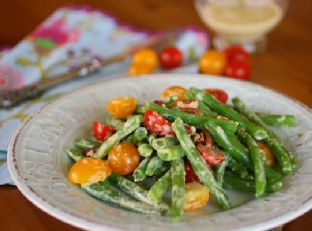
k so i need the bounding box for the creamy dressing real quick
[198,2,283,43]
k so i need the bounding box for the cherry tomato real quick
[225,61,251,80]
[108,143,140,175]
[196,144,225,166]
[225,46,250,63]
[144,109,174,136]
[160,86,187,101]
[183,182,210,212]
[185,160,199,183]
[257,142,276,167]
[204,88,229,104]
[159,47,183,69]
[128,63,153,77]
[92,121,115,142]
[199,50,226,75]
[107,97,137,119]
[67,157,112,184]
[132,48,158,69]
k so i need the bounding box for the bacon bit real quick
[184,124,196,136]
[153,100,166,107]
[82,147,97,157]
[179,108,202,115]
[176,100,199,109]
[216,115,229,120]
[194,129,213,147]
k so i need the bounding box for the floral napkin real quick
[0,5,209,185]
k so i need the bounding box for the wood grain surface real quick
[0,0,311,230]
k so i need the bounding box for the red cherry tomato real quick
[225,61,251,80]
[159,47,183,69]
[196,144,225,166]
[144,109,174,136]
[204,88,229,104]
[225,46,250,63]
[92,121,115,141]
[185,160,199,183]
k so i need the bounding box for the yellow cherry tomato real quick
[107,97,137,119]
[257,142,276,167]
[108,143,140,175]
[128,63,153,77]
[160,86,187,101]
[67,157,112,184]
[199,50,226,75]
[184,182,210,212]
[132,48,158,69]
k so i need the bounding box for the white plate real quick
[8,74,312,231]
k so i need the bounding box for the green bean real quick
[188,88,268,140]
[226,153,253,180]
[133,156,151,182]
[232,97,295,175]
[256,112,296,127]
[204,120,251,168]
[82,180,162,214]
[237,127,266,197]
[148,169,171,203]
[105,115,124,130]
[265,166,282,184]
[145,156,164,177]
[157,145,185,161]
[171,158,185,222]
[215,157,228,186]
[198,101,218,117]
[74,138,101,150]
[95,115,141,158]
[66,147,84,162]
[172,118,231,209]
[134,127,148,141]
[154,162,171,179]
[138,143,153,157]
[109,173,169,212]
[223,171,282,193]
[151,137,178,150]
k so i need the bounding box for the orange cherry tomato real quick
[108,143,140,175]
[183,182,210,212]
[107,97,137,119]
[67,157,112,184]
[160,86,187,101]
[132,48,158,69]
[257,142,275,167]
[128,63,154,77]
[199,50,226,75]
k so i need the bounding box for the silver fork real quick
[0,29,181,109]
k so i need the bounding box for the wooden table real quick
[0,0,311,230]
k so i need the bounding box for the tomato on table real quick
[160,86,187,101]
[132,48,158,69]
[92,121,115,141]
[159,47,183,69]
[144,109,175,136]
[196,144,225,166]
[107,97,137,119]
[67,157,112,184]
[199,50,226,75]
[128,63,154,77]
[204,88,229,104]
[225,46,250,63]
[108,143,140,175]
[225,61,251,80]
[184,182,210,212]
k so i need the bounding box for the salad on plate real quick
[66,86,297,222]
